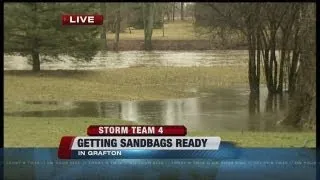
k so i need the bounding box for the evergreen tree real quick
[4,3,101,71]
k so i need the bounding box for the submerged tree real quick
[282,3,316,129]
[4,3,101,71]
[194,3,261,94]
[194,3,312,97]
[194,2,316,128]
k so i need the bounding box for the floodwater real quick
[5,50,293,131]
[4,50,248,70]
[5,86,292,132]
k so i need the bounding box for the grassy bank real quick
[4,117,315,147]
[105,20,247,50]
[5,66,249,101]
[108,20,208,41]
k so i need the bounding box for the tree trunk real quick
[288,50,299,95]
[269,28,277,93]
[282,4,315,129]
[255,5,261,90]
[265,93,275,113]
[279,6,297,93]
[32,3,40,72]
[256,26,261,87]
[114,4,121,51]
[247,15,259,94]
[143,3,147,48]
[146,4,154,50]
[277,29,289,93]
[283,48,315,127]
[288,27,300,95]
[162,14,165,37]
[172,3,175,21]
[277,50,285,92]
[166,12,171,21]
[32,51,40,72]
[248,33,258,93]
[261,29,272,93]
[100,3,107,50]
[180,3,184,20]
[249,91,260,114]
[143,3,154,51]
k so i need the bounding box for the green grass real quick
[4,117,136,147]
[106,20,246,49]
[5,66,249,101]
[4,117,315,147]
[107,20,210,40]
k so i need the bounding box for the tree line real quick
[194,3,315,128]
[4,3,189,70]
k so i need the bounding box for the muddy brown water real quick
[5,86,295,132]
[4,50,249,70]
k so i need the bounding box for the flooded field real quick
[5,86,292,132]
[4,50,297,133]
[4,50,249,70]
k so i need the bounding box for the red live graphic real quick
[61,15,103,25]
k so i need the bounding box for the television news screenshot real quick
[2,2,318,180]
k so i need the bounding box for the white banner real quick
[71,136,221,150]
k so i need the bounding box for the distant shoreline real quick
[106,40,248,51]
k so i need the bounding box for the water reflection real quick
[121,101,139,122]
[5,86,296,132]
[266,94,288,113]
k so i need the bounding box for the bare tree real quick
[195,3,308,97]
[99,3,107,50]
[282,3,316,129]
[181,3,184,20]
[194,3,316,128]
[172,3,175,21]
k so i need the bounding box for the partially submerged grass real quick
[4,117,315,148]
[4,66,250,101]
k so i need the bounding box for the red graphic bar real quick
[87,125,187,136]
[58,136,76,159]
[61,14,103,25]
